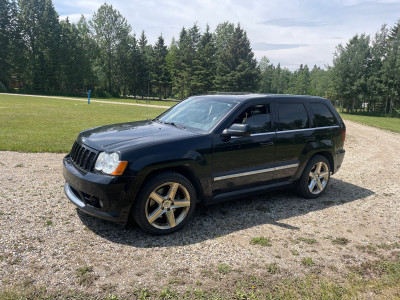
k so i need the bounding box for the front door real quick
[212,102,275,196]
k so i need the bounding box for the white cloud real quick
[59,14,89,23]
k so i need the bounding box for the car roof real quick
[190,93,328,103]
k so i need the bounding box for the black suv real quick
[63,94,346,234]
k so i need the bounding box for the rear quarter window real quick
[310,103,337,127]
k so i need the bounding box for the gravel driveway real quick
[0,120,399,297]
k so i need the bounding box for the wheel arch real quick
[295,152,332,198]
[293,150,334,182]
[137,165,205,203]
[314,151,334,174]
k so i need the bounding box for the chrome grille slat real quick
[86,152,96,170]
[76,147,85,166]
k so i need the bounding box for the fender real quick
[122,135,213,205]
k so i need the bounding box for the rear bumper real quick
[63,155,135,225]
[333,149,345,174]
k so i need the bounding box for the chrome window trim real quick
[277,128,314,134]
[251,132,276,137]
[230,125,340,138]
[213,163,299,181]
[231,131,275,139]
[277,125,339,134]
[315,125,340,130]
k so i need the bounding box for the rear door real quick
[273,100,315,181]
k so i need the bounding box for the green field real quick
[6,92,177,107]
[0,94,168,152]
[99,97,178,107]
[340,112,400,133]
[1,94,400,153]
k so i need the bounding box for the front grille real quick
[70,141,98,172]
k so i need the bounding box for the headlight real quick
[94,152,128,175]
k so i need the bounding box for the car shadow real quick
[77,178,374,247]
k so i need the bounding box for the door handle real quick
[260,141,274,146]
[304,136,316,142]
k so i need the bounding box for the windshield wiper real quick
[156,119,185,130]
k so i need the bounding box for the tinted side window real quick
[310,103,337,127]
[278,103,309,131]
[231,104,271,134]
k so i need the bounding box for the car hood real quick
[77,120,200,151]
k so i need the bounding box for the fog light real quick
[89,196,102,208]
[99,199,103,208]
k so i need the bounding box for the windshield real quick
[157,97,237,131]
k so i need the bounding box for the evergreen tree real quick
[383,24,400,115]
[171,26,201,99]
[271,63,291,93]
[291,64,311,95]
[368,25,389,112]
[214,23,259,92]
[0,0,11,89]
[258,56,275,93]
[18,0,61,93]
[332,34,371,112]
[136,31,151,97]
[90,3,131,95]
[59,18,77,93]
[196,25,216,93]
[8,0,25,89]
[186,23,203,95]
[388,19,400,41]
[151,35,169,99]
[128,34,139,97]
[165,37,179,97]
[116,33,133,97]
[309,65,332,98]
[213,22,235,91]
[76,15,97,92]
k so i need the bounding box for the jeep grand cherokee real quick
[63,94,346,234]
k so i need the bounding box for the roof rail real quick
[214,92,252,95]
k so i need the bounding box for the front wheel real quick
[132,172,196,235]
[296,155,331,199]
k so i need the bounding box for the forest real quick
[0,0,399,115]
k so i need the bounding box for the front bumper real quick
[63,155,135,225]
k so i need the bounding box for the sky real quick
[54,0,400,71]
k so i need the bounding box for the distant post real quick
[88,90,91,104]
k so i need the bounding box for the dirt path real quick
[0,92,171,109]
[0,120,399,297]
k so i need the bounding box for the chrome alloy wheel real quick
[308,162,330,194]
[145,182,191,230]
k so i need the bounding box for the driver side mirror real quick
[222,123,251,137]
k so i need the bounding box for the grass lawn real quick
[340,113,400,133]
[0,94,168,153]
[4,92,177,107]
[101,97,177,107]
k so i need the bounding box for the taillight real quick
[341,129,346,145]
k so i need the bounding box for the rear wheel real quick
[132,172,196,235]
[296,155,331,198]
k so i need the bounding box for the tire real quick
[132,172,196,235]
[296,155,331,199]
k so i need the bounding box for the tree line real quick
[0,0,258,99]
[258,22,400,115]
[0,0,399,115]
